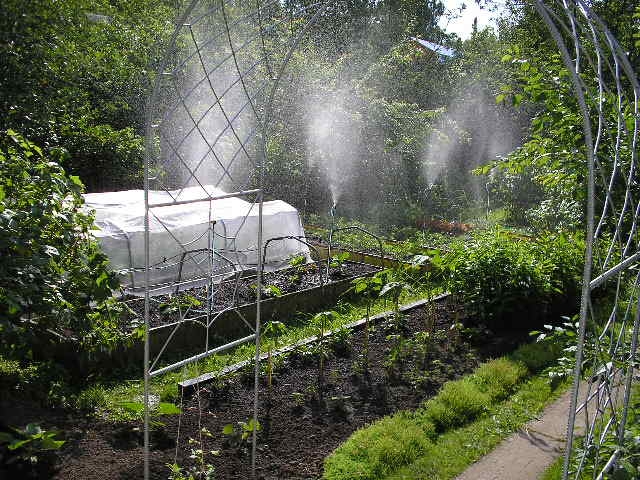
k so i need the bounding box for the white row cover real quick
[83,186,310,296]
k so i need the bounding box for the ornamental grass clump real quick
[323,413,433,480]
[421,378,491,432]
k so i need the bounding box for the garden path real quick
[455,384,588,480]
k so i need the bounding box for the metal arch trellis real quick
[142,1,639,479]
[532,1,640,478]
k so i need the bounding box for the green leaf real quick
[157,402,181,415]
[222,424,235,435]
[69,175,83,187]
[119,401,145,414]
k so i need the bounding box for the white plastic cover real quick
[83,186,310,295]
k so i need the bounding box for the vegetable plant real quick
[159,294,202,315]
[350,272,387,371]
[311,311,335,397]
[263,320,287,388]
[329,252,351,272]
[0,423,65,468]
[166,428,218,480]
[222,419,261,453]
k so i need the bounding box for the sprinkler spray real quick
[327,202,338,276]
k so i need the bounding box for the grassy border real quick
[323,341,567,480]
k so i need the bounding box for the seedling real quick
[312,311,335,398]
[159,294,202,315]
[290,391,305,407]
[329,325,352,357]
[167,428,218,480]
[384,334,411,381]
[414,331,433,370]
[222,419,261,453]
[350,273,387,371]
[0,423,65,467]
[289,254,315,276]
[249,283,283,299]
[379,278,412,315]
[263,320,287,388]
[290,392,305,414]
[289,254,307,270]
[263,284,283,298]
[329,252,350,270]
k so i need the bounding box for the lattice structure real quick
[143,1,639,479]
[532,1,640,478]
[142,1,329,477]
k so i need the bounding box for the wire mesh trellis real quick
[142,0,639,479]
[532,1,640,478]
[143,1,331,477]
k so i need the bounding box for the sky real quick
[438,0,504,40]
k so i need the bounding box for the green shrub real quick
[510,340,563,373]
[444,230,583,331]
[59,122,144,191]
[323,413,433,480]
[0,131,133,371]
[0,356,71,405]
[421,379,491,432]
[472,358,528,401]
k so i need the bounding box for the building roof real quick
[410,37,456,58]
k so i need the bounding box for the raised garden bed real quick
[104,260,380,369]
[46,296,526,480]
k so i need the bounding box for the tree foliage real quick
[0,131,134,364]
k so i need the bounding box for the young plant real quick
[329,325,352,357]
[159,294,202,316]
[350,273,386,371]
[414,331,433,370]
[289,254,307,272]
[312,311,335,397]
[329,252,350,272]
[262,284,283,298]
[380,277,411,312]
[166,427,218,480]
[384,334,410,381]
[0,423,65,468]
[263,320,287,388]
[222,419,261,454]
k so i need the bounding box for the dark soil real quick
[14,298,525,480]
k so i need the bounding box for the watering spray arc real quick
[326,202,338,275]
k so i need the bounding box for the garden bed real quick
[45,297,526,480]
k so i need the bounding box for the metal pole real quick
[251,191,264,477]
[143,134,151,480]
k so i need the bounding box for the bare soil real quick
[0,298,525,480]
